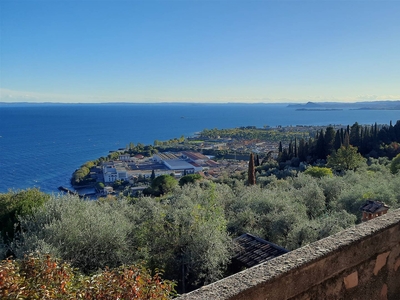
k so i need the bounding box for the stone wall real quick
[178,208,400,300]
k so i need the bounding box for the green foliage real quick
[391,154,400,174]
[304,166,333,178]
[149,175,178,196]
[7,146,400,292]
[112,179,129,190]
[0,254,175,299]
[199,127,310,142]
[71,163,94,186]
[12,186,232,293]
[13,195,138,273]
[179,174,202,186]
[327,145,365,171]
[152,183,232,291]
[107,151,120,160]
[0,189,50,242]
[95,182,105,191]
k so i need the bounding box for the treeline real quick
[153,135,185,147]
[199,127,311,142]
[278,121,400,164]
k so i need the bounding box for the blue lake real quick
[0,103,399,193]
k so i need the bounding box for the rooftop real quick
[232,233,288,268]
[360,200,390,214]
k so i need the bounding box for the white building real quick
[103,165,117,183]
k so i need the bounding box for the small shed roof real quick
[232,233,288,268]
[360,200,390,214]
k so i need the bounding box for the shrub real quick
[0,188,50,241]
[304,166,333,178]
[0,254,175,299]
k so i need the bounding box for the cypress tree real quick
[298,138,307,162]
[350,122,361,147]
[308,137,315,158]
[340,128,345,145]
[334,130,342,150]
[280,148,289,163]
[343,131,350,148]
[394,120,400,141]
[389,121,396,142]
[248,153,256,185]
[316,129,326,159]
[324,127,336,155]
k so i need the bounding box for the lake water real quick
[0,103,399,193]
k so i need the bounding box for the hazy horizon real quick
[1,99,400,106]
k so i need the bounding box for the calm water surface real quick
[0,103,399,193]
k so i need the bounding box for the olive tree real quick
[391,153,400,174]
[12,194,137,274]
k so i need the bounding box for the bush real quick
[304,166,333,178]
[179,174,202,186]
[0,188,50,241]
[0,254,175,299]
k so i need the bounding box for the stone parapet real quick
[178,208,400,300]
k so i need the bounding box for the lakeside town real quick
[67,124,348,198]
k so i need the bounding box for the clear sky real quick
[1,0,399,103]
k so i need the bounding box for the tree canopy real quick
[327,145,365,171]
[179,174,202,186]
[391,153,400,174]
[149,175,178,196]
[304,166,333,178]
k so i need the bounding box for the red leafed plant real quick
[0,254,176,299]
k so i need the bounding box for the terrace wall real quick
[178,208,400,300]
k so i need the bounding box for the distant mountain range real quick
[287,101,400,110]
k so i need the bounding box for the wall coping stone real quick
[178,208,400,300]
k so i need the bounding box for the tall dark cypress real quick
[394,120,400,141]
[316,129,326,159]
[324,127,336,155]
[298,138,307,161]
[343,131,350,148]
[248,153,256,185]
[389,121,396,142]
[350,122,361,147]
[340,128,345,144]
[334,130,342,150]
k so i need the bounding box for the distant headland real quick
[287,100,400,110]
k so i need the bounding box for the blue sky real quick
[1,0,399,103]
